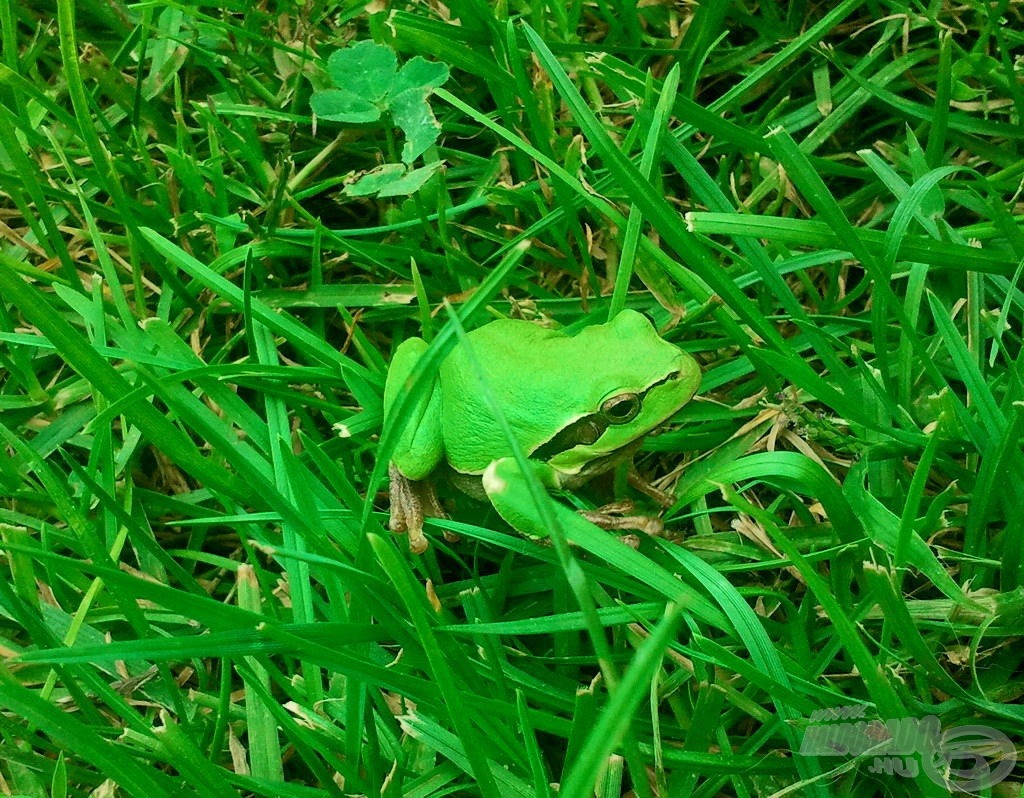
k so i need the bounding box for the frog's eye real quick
[601,393,641,424]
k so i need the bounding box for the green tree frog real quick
[383,309,701,553]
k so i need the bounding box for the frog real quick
[382,309,701,553]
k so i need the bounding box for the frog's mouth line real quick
[568,438,646,481]
[531,370,690,463]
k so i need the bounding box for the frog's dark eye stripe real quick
[533,416,610,459]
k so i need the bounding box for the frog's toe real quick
[390,511,429,554]
[388,507,408,534]
[407,525,429,554]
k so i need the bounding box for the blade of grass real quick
[608,64,680,318]
[686,213,1019,275]
[237,564,285,782]
[926,291,1006,448]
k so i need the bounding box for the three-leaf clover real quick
[311,40,449,166]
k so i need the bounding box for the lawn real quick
[0,0,1022,796]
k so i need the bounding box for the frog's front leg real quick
[482,457,562,540]
[483,458,664,543]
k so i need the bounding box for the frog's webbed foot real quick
[578,500,665,540]
[388,463,455,554]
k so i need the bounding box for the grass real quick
[1,0,1023,796]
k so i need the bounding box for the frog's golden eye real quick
[601,393,641,424]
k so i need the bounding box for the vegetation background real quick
[0,0,1022,796]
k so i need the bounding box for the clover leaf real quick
[310,40,449,167]
[326,40,396,102]
[344,162,443,198]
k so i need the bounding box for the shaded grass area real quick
[1,0,1022,796]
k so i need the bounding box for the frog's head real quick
[535,310,700,479]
